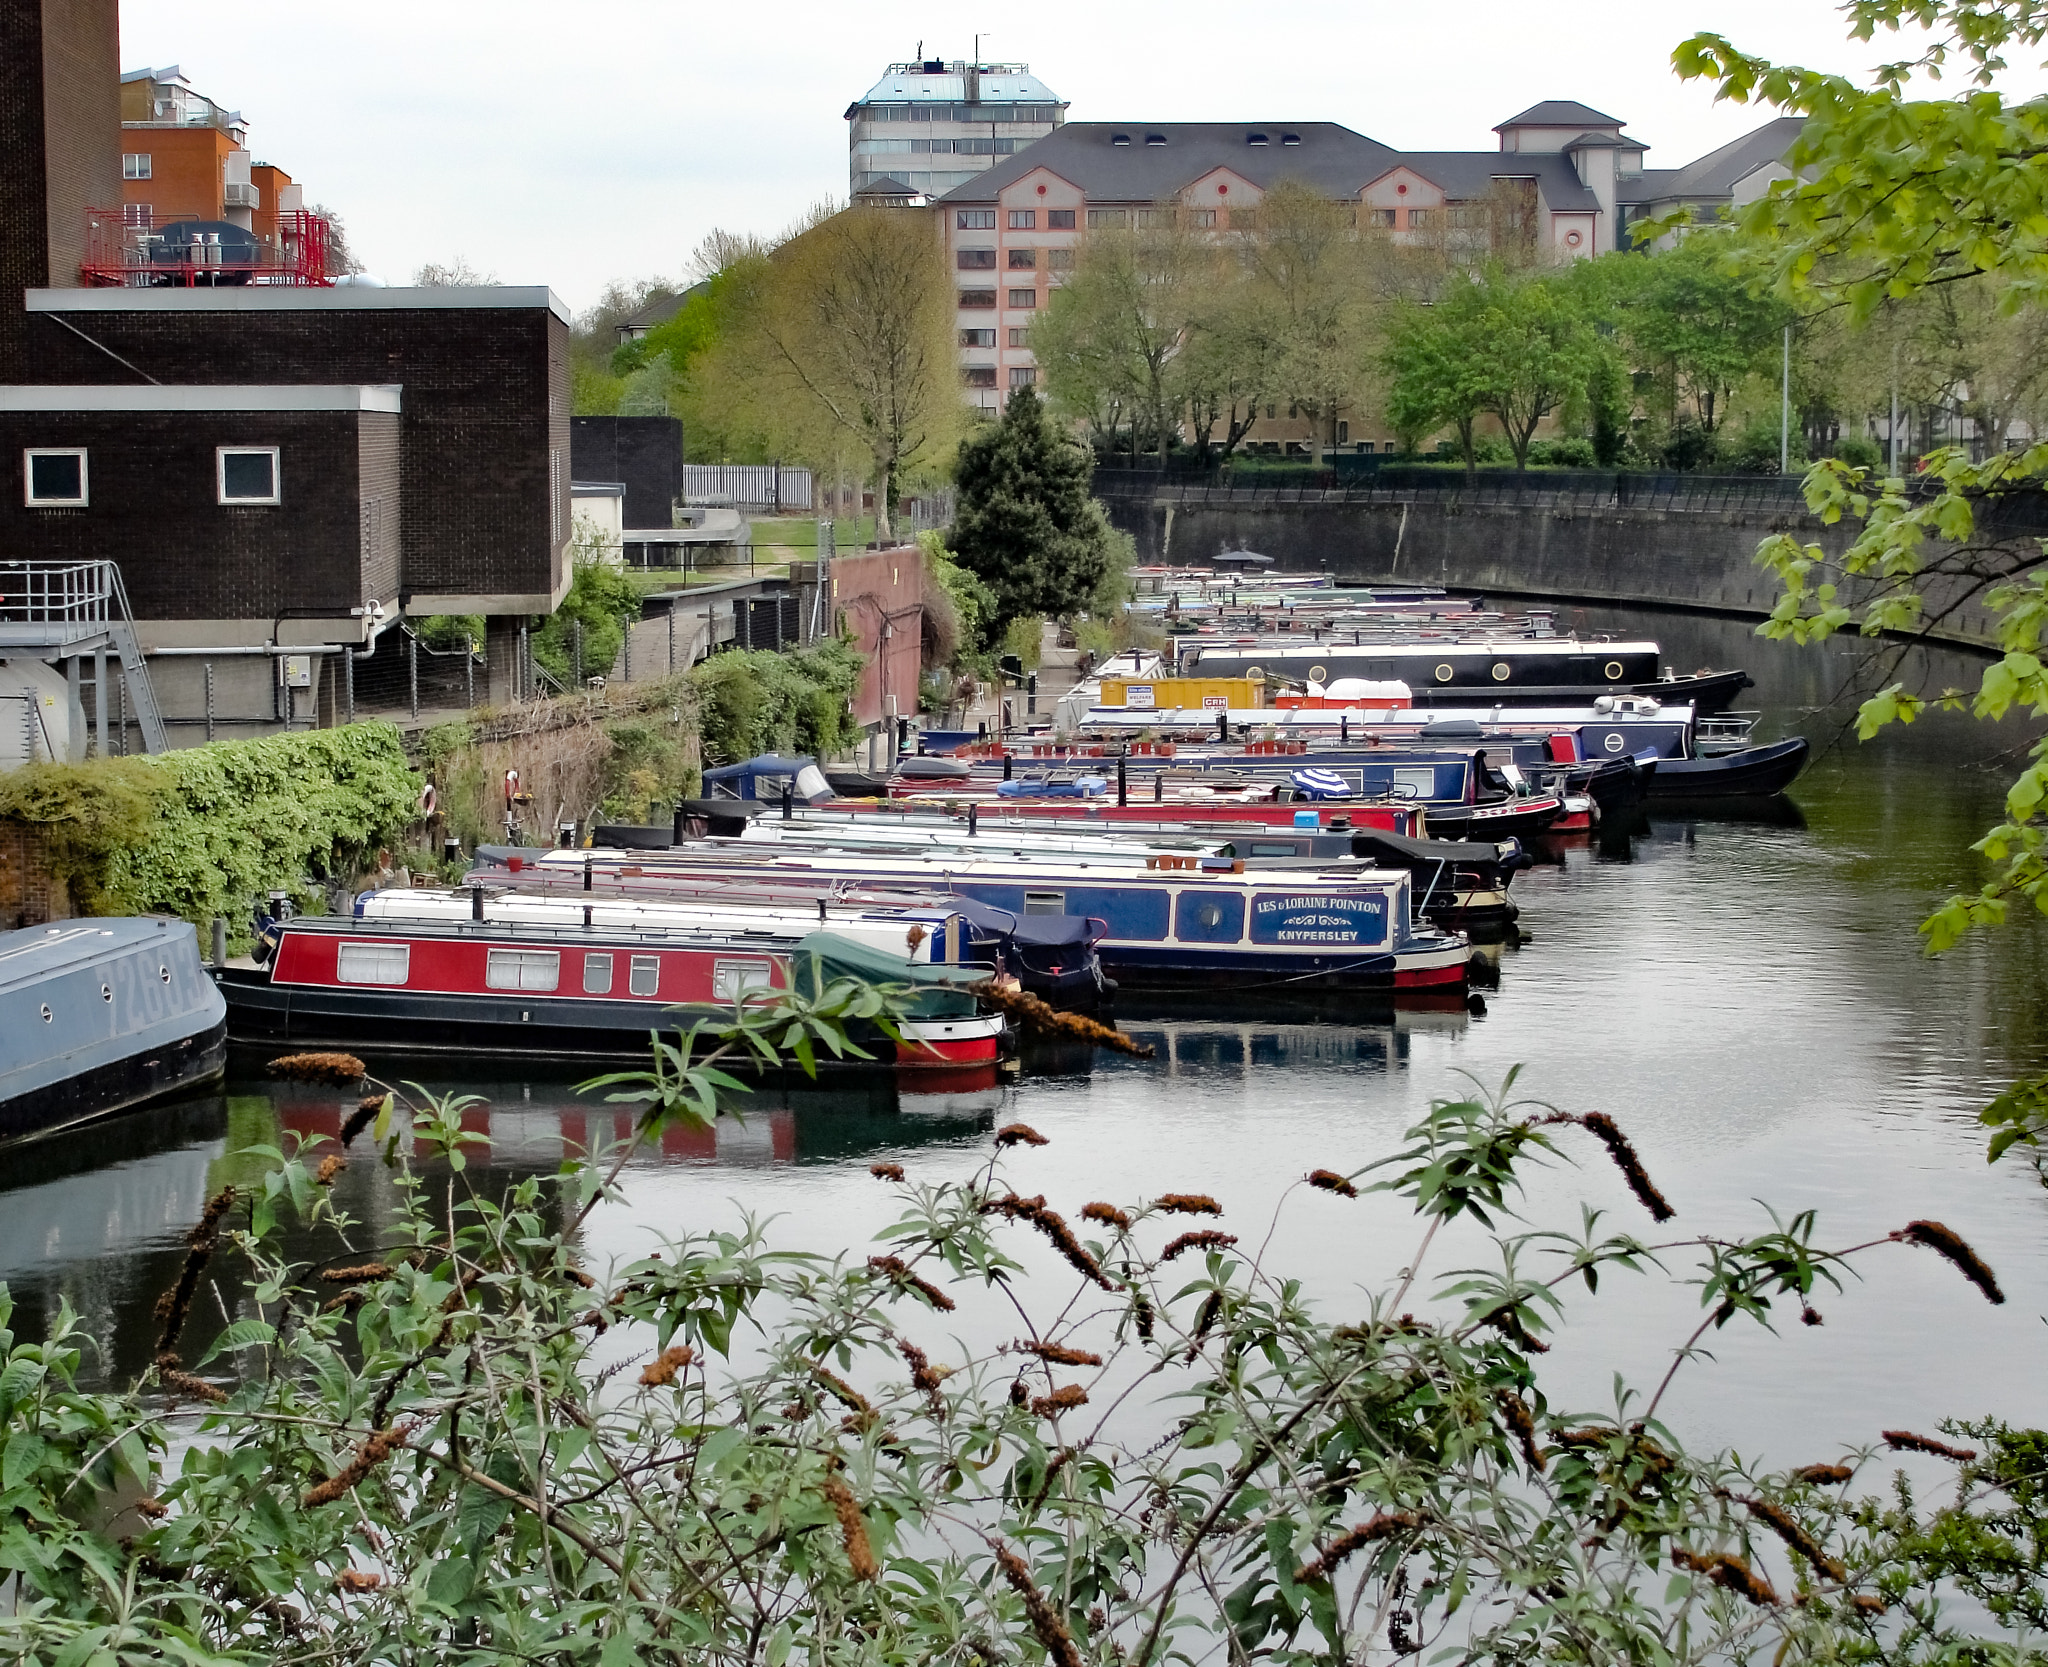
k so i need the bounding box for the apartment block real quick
[846,55,1065,201]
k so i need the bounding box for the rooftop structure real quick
[845,55,1066,199]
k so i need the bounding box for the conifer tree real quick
[949,387,1115,634]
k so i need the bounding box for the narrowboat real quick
[219,916,1008,1070]
[1175,638,1753,714]
[471,845,1473,998]
[0,918,227,1145]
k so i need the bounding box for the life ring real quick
[418,784,439,817]
[1604,659,1625,681]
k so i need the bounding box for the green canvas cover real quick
[791,932,980,1018]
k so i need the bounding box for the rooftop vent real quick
[1247,132,1268,145]
[1281,133,1301,146]
[1145,133,1167,146]
[1111,133,1131,146]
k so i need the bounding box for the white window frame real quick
[217,446,281,505]
[712,959,774,1003]
[628,954,661,997]
[336,942,410,985]
[485,948,560,992]
[1023,890,1067,916]
[122,153,152,179]
[582,951,613,994]
[24,449,88,508]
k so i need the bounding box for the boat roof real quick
[0,917,192,996]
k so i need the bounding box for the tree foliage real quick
[949,387,1117,629]
[691,206,963,538]
[0,1048,2037,1664]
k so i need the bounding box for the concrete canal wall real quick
[1100,482,2010,653]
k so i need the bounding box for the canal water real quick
[9,606,2048,1468]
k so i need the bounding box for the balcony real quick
[222,181,260,210]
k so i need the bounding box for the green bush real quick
[1722,415,1807,475]
[534,549,643,688]
[1830,432,1882,470]
[0,725,420,930]
[1528,437,1598,468]
[688,638,864,765]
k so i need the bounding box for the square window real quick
[1047,247,1074,271]
[1406,208,1434,228]
[1367,208,1396,229]
[1007,209,1036,229]
[1007,288,1037,309]
[485,948,560,991]
[583,952,613,994]
[337,942,410,984]
[956,247,997,269]
[1009,366,1037,388]
[629,954,660,997]
[712,958,774,1003]
[24,449,87,507]
[959,289,996,309]
[1186,208,1216,228]
[959,328,996,347]
[1022,890,1066,916]
[1046,208,1075,229]
[1228,207,1258,230]
[1007,247,1037,269]
[956,208,996,229]
[122,153,151,179]
[1086,208,1127,229]
[218,447,280,504]
[1007,327,1029,347]
[963,366,998,388]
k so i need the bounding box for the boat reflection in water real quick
[0,1060,1012,1391]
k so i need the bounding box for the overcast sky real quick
[117,0,2038,315]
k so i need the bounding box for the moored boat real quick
[219,916,1008,1070]
[0,918,226,1145]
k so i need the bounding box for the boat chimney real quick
[1002,752,1013,782]
[781,783,794,820]
[968,803,978,836]
[470,885,484,921]
[211,916,226,968]
[583,855,593,892]
[672,802,687,846]
[1117,749,1128,808]
[443,835,462,865]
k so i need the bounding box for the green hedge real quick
[0,724,421,929]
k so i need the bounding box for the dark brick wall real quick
[39,0,117,298]
[0,409,376,621]
[21,302,570,606]
[0,0,118,379]
[571,415,682,529]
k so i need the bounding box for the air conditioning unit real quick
[223,182,259,209]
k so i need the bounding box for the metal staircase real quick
[0,560,169,756]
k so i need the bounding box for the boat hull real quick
[1095,939,1470,994]
[219,972,1003,1070]
[1642,737,1808,799]
[0,1018,225,1145]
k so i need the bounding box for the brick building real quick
[1,0,573,748]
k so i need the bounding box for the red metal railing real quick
[80,207,334,287]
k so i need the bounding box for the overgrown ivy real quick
[0,724,420,930]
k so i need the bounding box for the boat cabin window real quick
[583,952,613,995]
[486,948,560,992]
[1248,842,1300,857]
[1023,891,1067,916]
[713,959,774,1003]
[1390,767,1438,800]
[336,942,409,985]
[630,954,661,997]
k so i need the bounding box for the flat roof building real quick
[846,56,1065,201]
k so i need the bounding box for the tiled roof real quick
[1616,116,1805,204]
[1496,100,1624,130]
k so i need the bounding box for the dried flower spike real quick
[898,1337,945,1409]
[318,1263,391,1285]
[1016,1339,1103,1367]
[1671,1547,1779,1607]
[995,1123,1049,1148]
[1153,1193,1223,1216]
[1082,1201,1132,1230]
[314,1154,345,1187]
[1883,1429,1977,1461]
[970,980,1155,1060]
[1160,1230,1237,1262]
[1891,1220,2005,1304]
[1572,1112,1674,1221]
[639,1345,693,1387]
[335,1568,382,1593]
[303,1424,409,1507]
[1293,1511,1424,1584]
[1497,1391,1543,1472]
[821,1472,879,1580]
[867,1253,957,1312]
[869,1162,905,1182]
[1307,1169,1359,1198]
[994,1540,1085,1667]
[1030,1383,1089,1417]
[340,1094,384,1147]
[1851,1594,1887,1615]
[1733,1492,1847,1581]
[1794,1462,1854,1486]
[984,1193,1113,1289]
[266,1051,366,1085]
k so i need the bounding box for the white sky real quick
[116,0,2046,315]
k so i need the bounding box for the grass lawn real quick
[749,515,877,548]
